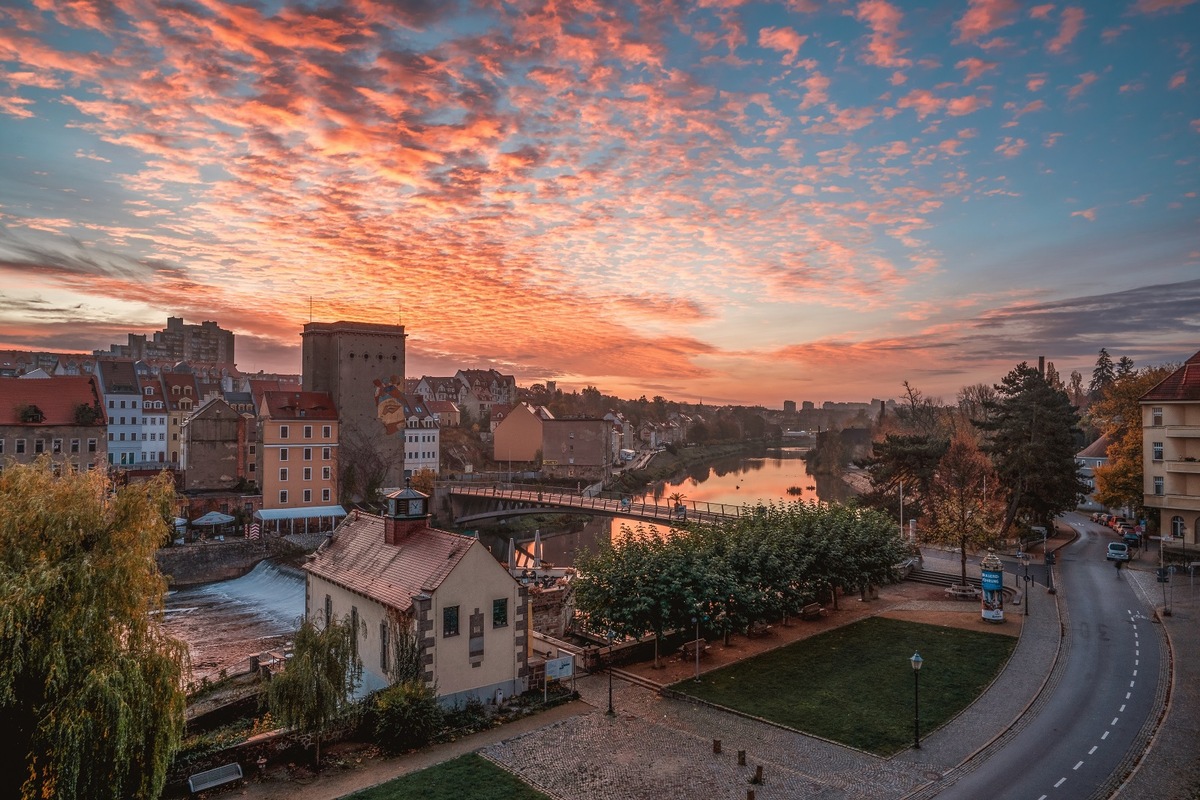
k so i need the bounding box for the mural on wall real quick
[373,375,407,436]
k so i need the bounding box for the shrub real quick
[368,681,443,754]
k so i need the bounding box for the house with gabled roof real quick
[455,368,517,405]
[95,358,142,468]
[493,402,553,463]
[303,487,529,705]
[1141,350,1200,544]
[0,375,106,471]
[258,390,339,511]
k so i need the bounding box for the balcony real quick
[1164,425,1200,438]
[1145,494,1200,512]
[1166,459,1200,474]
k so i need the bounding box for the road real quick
[935,513,1165,799]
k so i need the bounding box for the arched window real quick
[1172,515,1186,538]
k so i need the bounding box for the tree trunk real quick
[960,537,969,586]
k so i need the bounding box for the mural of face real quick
[373,376,406,435]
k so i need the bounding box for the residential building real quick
[162,370,200,467]
[494,403,553,463]
[181,397,251,491]
[455,368,517,405]
[426,399,461,429]
[95,359,142,468]
[303,488,529,705]
[541,418,610,481]
[0,375,106,471]
[301,321,407,488]
[1141,351,1200,544]
[259,390,339,510]
[413,376,466,406]
[95,316,235,364]
[1075,435,1111,513]
[136,362,169,465]
[398,394,440,478]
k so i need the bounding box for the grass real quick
[671,616,1017,756]
[341,753,552,800]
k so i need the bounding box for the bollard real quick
[738,750,746,766]
[752,765,763,784]
[713,739,722,754]
[747,791,756,800]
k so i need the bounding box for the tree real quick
[0,461,186,800]
[267,615,363,770]
[858,433,950,530]
[1089,364,1175,512]
[338,427,399,506]
[922,432,1004,586]
[1067,370,1086,408]
[978,362,1088,535]
[1116,356,1135,379]
[1089,348,1116,399]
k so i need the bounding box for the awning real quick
[191,511,236,526]
[254,505,347,521]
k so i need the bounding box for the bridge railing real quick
[444,482,745,521]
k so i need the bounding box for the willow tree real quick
[267,615,363,769]
[0,460,186,800]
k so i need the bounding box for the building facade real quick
[1141,351,1200,545]
[302,321,407,488]
[95,359,142,468]
[258,391,339,510]
[96,316,235,364]
[493,403,550,463]
[0,376,106,471]
[541,418,611,481]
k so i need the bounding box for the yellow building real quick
[1141,351,1200,544]
[258,390,339,510]
[492,402,552,463]
[303,487,529,705]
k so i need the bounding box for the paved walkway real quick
[214,527,1195,800]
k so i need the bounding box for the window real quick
[323,425,332,438]
[304,447,312,461]
[280,425,289,439]
[120,400,126,409]
[15,439,25,454]
[493,598,508,628]
[249,443,256,455]
[323,447,331,460]
[108,432,114,442]
[1172,516,1186,538]
[108,400,114,409]
[52,439,62,453]
[380,622,389,672]
[1153,407,1163,426]
[88,439,97,453]
[303,489,312,503]
[279,448,288,461]
[322,466,331,480]
[279,490,288,504]
[1153,476,1164,495]
[350,606,359,654]
[304,425,312,439]
[303,467,312,481]
[248,463,256,473]
[279,468,288,481]
[71,439,80,453]
[1153,442,1164,461]
[130,416,137,425]
[443,606,460,637]
[322,488,330,502]
[35,439,45,454]
[324,594,332,624]
[0,440,4,455]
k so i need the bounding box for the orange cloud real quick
[954,0,1021,45]
[758,26,807,65]
[1047,7,1085,54]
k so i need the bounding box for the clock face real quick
[409,499,424,515]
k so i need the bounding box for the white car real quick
[1107,542,1130,561]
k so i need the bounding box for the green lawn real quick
[341,753,552,800]
[672,616,1017,756]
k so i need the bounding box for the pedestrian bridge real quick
[443,482,745,526]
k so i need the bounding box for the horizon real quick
[1,1,1196,407]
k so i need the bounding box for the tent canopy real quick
[254,505,346,521]
[191,511,235,526]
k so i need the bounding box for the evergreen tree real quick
[978,363,1088,535]
[1089,348,1116,398]
[1116,356,1135,378]
[0,462,186,800]
[858,433,950,530]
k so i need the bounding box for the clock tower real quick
[383,482,430,545]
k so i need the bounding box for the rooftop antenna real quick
[309,296,313,322]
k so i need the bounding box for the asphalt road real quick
[934,514,1164,800]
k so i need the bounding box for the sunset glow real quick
[1,0,1197,404]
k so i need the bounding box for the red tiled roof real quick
[1141,351,1200,402]
[303,514,476,611]
[261,390,338,420]
[0,376,105,426]
[1077,434,1111,459]
[248,378,302,405]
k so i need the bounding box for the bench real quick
[679,638,709,660]
[945,584,980,600]
[748,620,773,637]
[800,603,824,621]
[188,762,243,794]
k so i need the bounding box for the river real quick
[165,446,842,683]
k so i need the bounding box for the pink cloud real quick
[855,0,911,68]
[758,26,807,65]
[1102,25,1131,43]
[1130,0,1198,13]
[956,57,998,84]
[1071,208,1097,221]
[1067,71,1098,101]
[1026,74,1048,91]
[995,137,1027,157]
[0,94,34,118]
[897,88,944,119]
[1029,4,1055,20]
[1169,71,1187,89]
[954,0,1021,45]
[1047,7,1085,54]
[799,71,830,109]
[946,94,990,116]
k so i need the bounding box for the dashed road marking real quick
[1055,777,1067,787]
[1112,717,1120,725]
[1120,704,1126,712]
[1103,731,1110,740]
[1089,746,1098,755]
[1074,761,1084,770]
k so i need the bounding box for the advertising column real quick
[980,549,1004,623]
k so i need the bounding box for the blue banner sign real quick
[981,569,1003,591]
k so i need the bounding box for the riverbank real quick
[605,440,777,497]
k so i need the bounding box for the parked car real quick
[1107,542,1130,561]
[1108,516,1128,529]
[1091,512,1104,523]
[1122,531,1141,548]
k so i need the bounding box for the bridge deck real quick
[445,483,745,525]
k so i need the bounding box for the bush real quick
[368,681,443,754]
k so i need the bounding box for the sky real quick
[0,0,1197,407]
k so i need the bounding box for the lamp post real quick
[910,652,923,749]
[1023,558,1030,616]
[899,479,905,541]
[692,613,701,681]
[606,630,615,716]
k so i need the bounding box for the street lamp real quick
[1023,558,1030,616]
[606,630,615,716]
[910,652,923,749]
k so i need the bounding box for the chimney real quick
[385,515,425,545]
[1038,356,1045,377]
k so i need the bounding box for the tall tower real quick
[301,321,408,490]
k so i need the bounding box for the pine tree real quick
[1089,348,1116,398]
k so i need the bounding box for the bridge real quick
[443,482,746,526]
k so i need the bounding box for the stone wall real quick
[156,539,270,587]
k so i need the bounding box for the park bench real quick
[679,638,709,660]
[800,603,825,620]
[187,762,243,794]
[945,584,980,600]
[747,620,773,637]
